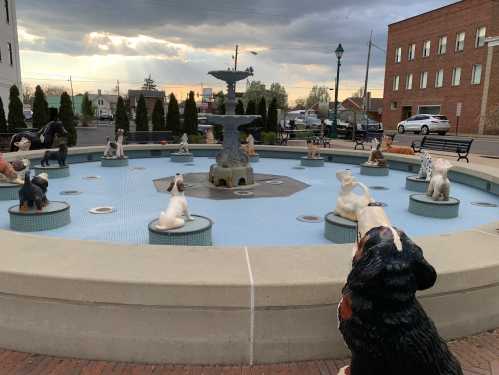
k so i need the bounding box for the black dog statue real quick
[338,216,463,374]
[41,143,68,167]
[18,172,49,211]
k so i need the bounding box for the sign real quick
[456,102,463,117]
[202,88,213,103]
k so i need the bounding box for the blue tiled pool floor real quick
[1,157,498,246]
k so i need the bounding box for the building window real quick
[408,44,416,61]
[452,67,462,86]
[405,73,413,90]
[422,40,431,57]
[393,75,400,91]
[475,27,486,48]
[455,32,465,52]
[472,64,482,85]
[435,69,444,88]
[4,0,9,24]
[420,72,428,89]
[390,101,398,110]
[438,36,447,55]
[395,47,402,63]
[7,42,12,66]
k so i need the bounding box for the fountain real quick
[206,68,260,188]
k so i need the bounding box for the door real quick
[401,106,412,122]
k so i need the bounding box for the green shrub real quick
[262,131,276,145]
[189,134,205,144]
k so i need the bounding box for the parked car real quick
[23,110,33,121]
[336,118,383,138]
[98,113,114,121]
[397,114,450,135]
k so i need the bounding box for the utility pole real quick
[234,44,239,71]
[362,31,373,131]
[68,75,75,114]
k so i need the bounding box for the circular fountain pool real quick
[1,157,498,246]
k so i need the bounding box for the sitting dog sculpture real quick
[381,136,414,155]
[103,129,125,159]
[307,138,321,159]
[335,170,374,222]
[205,127,216,144]
[41,143,68,167]
[243,134,257,156]
[427,158,452,201]
[156,174,193,230]
[366,138,387,167]
[13,137,32,152]
[178,133,190,154]
[18,171,49,211]
[337,205,463,375]
[418,150,433,181]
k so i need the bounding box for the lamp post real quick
[330,43,344,139]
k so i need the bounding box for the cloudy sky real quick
[17,0,454,104]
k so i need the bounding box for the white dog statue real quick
[178,133,190,154]
[156,174,194,230]
[104,129,125,159]
[366,138,387,167]
[205,127,215,144]
[243,134,257,156]
[335,170,375,222]
[14,137,31,152]
[417,150,433,181]
[427,158,452,201]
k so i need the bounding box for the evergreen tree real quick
[135,94,149,131]
[59,92,77,146]
[0,97,6,132]
[81,92,94,126]
[183,91,198,135]
[257,97,267,130]
[166,93,181,135]
[214,91,225,115]
[8,85,25,131]
[235,99,245,115]
[114,96,129,132]
[267,97,279,133]
[246,100,256,115]
[152,98,165,131]
[32,85,49,129]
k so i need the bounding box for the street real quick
[392,133,499,157]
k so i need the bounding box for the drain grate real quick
[83,176,101,180]
[266,180,284,185]
[184,163,196,166]
[297,215,323,223]
[130,166,146,171]
[293,166,306,170]
[471,202,498,208]
[369,186,390,191]
[89,207,115,214]
[60,190,82,196]
[234,191,254,197]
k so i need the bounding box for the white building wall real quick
[0,0,21,116]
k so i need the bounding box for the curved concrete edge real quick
[0,145,498,364]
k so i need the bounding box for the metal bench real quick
[125,131,173,144]
[354,131,390,150]
[411,136,473,163]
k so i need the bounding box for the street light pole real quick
[331,43,344,139]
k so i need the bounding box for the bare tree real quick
[23,84,34,106]
[43,85,67,97]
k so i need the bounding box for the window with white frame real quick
[395,47,402,63]
[455,32,465,52]
[4,0,9,24]
[452,67,462,86]
[472,64,482,85]
[406,73,413,90]
[438,36,447,55]
[420,72,428,89]
[475,27,486,48]
[423,40,431,57]
[408,44,416,61]
[393,75,400,91]
[390,101,398,110]
[7,42,12,65]
[435,69,444,88]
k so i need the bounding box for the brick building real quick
[383,0,499,134]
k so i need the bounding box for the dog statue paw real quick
[335,170,374,222]
[156,174,193,231]
[427,158,452,201]
[366,138,387,167]
[178,133,190,154]
[417,150,433,181]
[337,205,463,375]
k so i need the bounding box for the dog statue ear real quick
[399,232,437,291]
[167,182,175,192]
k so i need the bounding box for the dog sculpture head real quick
[371,138,380,151]
[14,137,31,152]
[336,170,357,191]
[167,174,185,195]
[433,158,452,178]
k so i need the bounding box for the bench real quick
[126,131,173,144]
[354,131,391,150]
[411,136,473,163]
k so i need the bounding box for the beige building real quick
[0,0,21,116]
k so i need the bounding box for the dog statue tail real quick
[156,211,185,231]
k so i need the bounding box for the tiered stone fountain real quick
[207,69,259,188]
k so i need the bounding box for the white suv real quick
[397,114,450,135]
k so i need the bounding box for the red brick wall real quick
[383,0,494,134]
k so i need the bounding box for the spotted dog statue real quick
[307,138,321,159]
[337,205,463,375]
[103,129,125,159]
[335,170,374,222]
[366,138,387,167]
[178,133,190,154]
[417,150,433,181]
[156,174,194,230]
[427,158,452,201]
